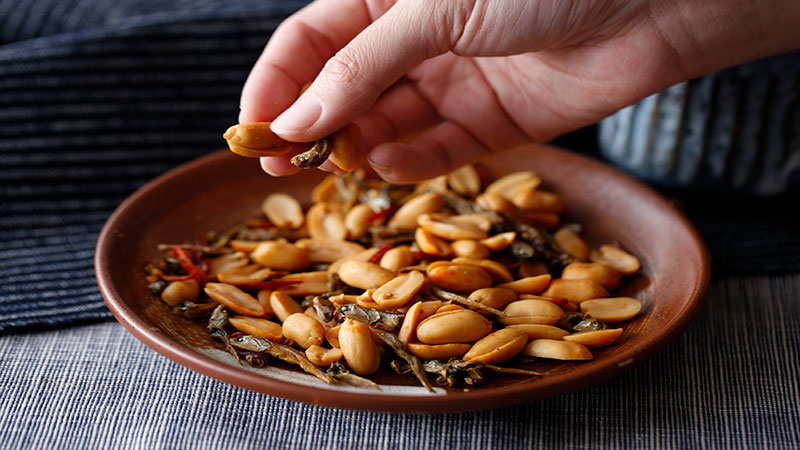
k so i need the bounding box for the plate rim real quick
[95,145,711,412]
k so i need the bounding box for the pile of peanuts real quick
[147,166,643,388]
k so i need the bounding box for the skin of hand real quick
[239,0,800,182]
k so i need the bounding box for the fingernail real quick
[367,147,392,172]
[270,94,322,135]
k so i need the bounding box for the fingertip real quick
[260,156,302,177]
[367,142,415,183]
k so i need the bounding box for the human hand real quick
[239,0,799,182]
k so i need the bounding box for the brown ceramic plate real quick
[95,144,709,412]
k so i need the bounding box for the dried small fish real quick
[556,312,606,332]
[312,296,336,324]
[327,362,382,390]
[230,335,336,384]
[336,304,404,331]
[157,244,233,255]
[208,305,241,364]
[405,359,542,387]
[291,139,331,169]
[427,285,508,317]
[372,330,434,392]
[173,301,217,319]
[243,351,268,368]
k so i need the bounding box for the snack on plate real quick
[145,167,643,391]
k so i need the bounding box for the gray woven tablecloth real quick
[2,273,799,449]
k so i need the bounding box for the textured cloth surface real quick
[2,0,800,332]
[1,273,799,449]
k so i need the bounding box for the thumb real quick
[269,0,463,140]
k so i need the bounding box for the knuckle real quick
[324,50,367,86]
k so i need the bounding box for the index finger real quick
[239,0,395,123]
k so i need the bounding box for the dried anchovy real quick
[407,359,542,387]
[210,222,247,249]
[573,318,607,332]
[291,139,331,168]
[327,362,382,390]
[336,304,404,331]
[438,190,574,268]
[369,229,416,247]
[427,286,508,318]
[311,296,336,324]
[173,301,217,319]
[149,280,167,295]
[157,244,233,255]
[230,335,337,384]
[234,227,308,242]
[208,305,241,364]
[372,330,434,393]
[243,351,268,368]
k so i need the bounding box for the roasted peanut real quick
[209,252,249,277]
[344,203,374,240]
[416,310,493,344]
[463,329,528,364]
[160,279,200,306]
[496,274,552,294]
[229,316,283,341]
[388,192,444,230]
[523,211,560,229]
[328,247,382,274]
[229,240,260,253]
[510,189,564,214]
[452,258,514,283]
[563,328,624,347]
[580,297,642,322]
[269,291,303,322]
[327,123,360,172]
[541,279,609,303]
[417,213,489,240]
[414,228,452,256]
[325,325,341,348]
[468,287,518,312]
[435,304,466,313]
[379,245,416,272]
[295,238,365,263]
[204,282,264,316]
[217,265,273,284]
[338,261,396,290]
[553,228,589,261]
[305,345,344,366]
[398,301,423,346]
[476,192,523,217]
[498,299,564,326]
[311,175,341,204]
[250,241,310,271]
[274,271,329,296]
[261,193,304,229]
[485,171,541,198]
[339,319,381,375]
[447,164,481,196]
[561,262,622,290]
[479,232,516,252]
[407,342,471,360]
[306,203,347,241]
[256,290,275,317]
[223,122,301,157]
[372,270,425,308]
[451,240,490,260]
[590,245,641,276]
[506,324,570,341]
[521,339,593,360]
[427,263,492,293]
[282,313,325,348]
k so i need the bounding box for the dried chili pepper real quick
[367,244,393,264]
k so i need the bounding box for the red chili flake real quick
[170,247,208,285]
[280,338,297,347]
[367,244,393,264]
[414,250,442,262]
[545,297,569,307]
[365,205,399,223]
[235,280,303,291]
[193,235,213,274]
